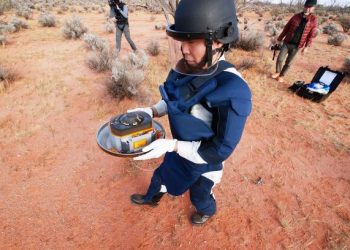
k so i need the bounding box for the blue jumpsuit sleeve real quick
[197,75,252,165]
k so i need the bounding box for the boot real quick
[130,193,164,207]
[191,212,212,225]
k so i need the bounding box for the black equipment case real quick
[289,66,345,103]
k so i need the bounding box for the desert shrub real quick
[107,51,149,99]
[2,23,16,33]
[105,22,114,33]
[83,33,108,51]
[9,17,28,31]
[147,40,160,56]
[275,20,285,30]
[342,57,350,75]
[0,65,18,92]
[232,31,265,51]
[128,50,148,69]
[338,16,350,33]
[0,34,7,45]
[0,24,6,34]
[155,23,166,30]
[15,7,33,19]
[323,23,338,35]
[0,0,13,15]
[60,5,69,12]
[38,13,56,27]
[265,23,277,36]
[87,48,113,72]
[35,4,43,12]
[107,59,145,99]
[62,15,87,39]
[319,17,327,25]
[327,34,346,46]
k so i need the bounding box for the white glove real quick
[134,139,177,160]
[127,107,153,117]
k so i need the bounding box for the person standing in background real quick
[272,0,318,83]
[108,0,137,52]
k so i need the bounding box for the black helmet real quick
[166,0,238,67]
[304,0,317,7]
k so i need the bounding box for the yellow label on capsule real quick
[134,139,147,149]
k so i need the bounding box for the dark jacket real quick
[115,3,128,25]
[277,12,318,48]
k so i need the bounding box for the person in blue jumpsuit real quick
[129,0,252,225]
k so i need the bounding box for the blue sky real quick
[265,0,348,7]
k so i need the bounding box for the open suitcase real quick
[289,66,345,103]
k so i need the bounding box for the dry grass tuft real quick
[0,34,7,46]
[147,40,160,56]
[86,47,115,72]
[105,22,114,33]
[237,58,257,71]
[232,31,265,51]
[0,65,19,92]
